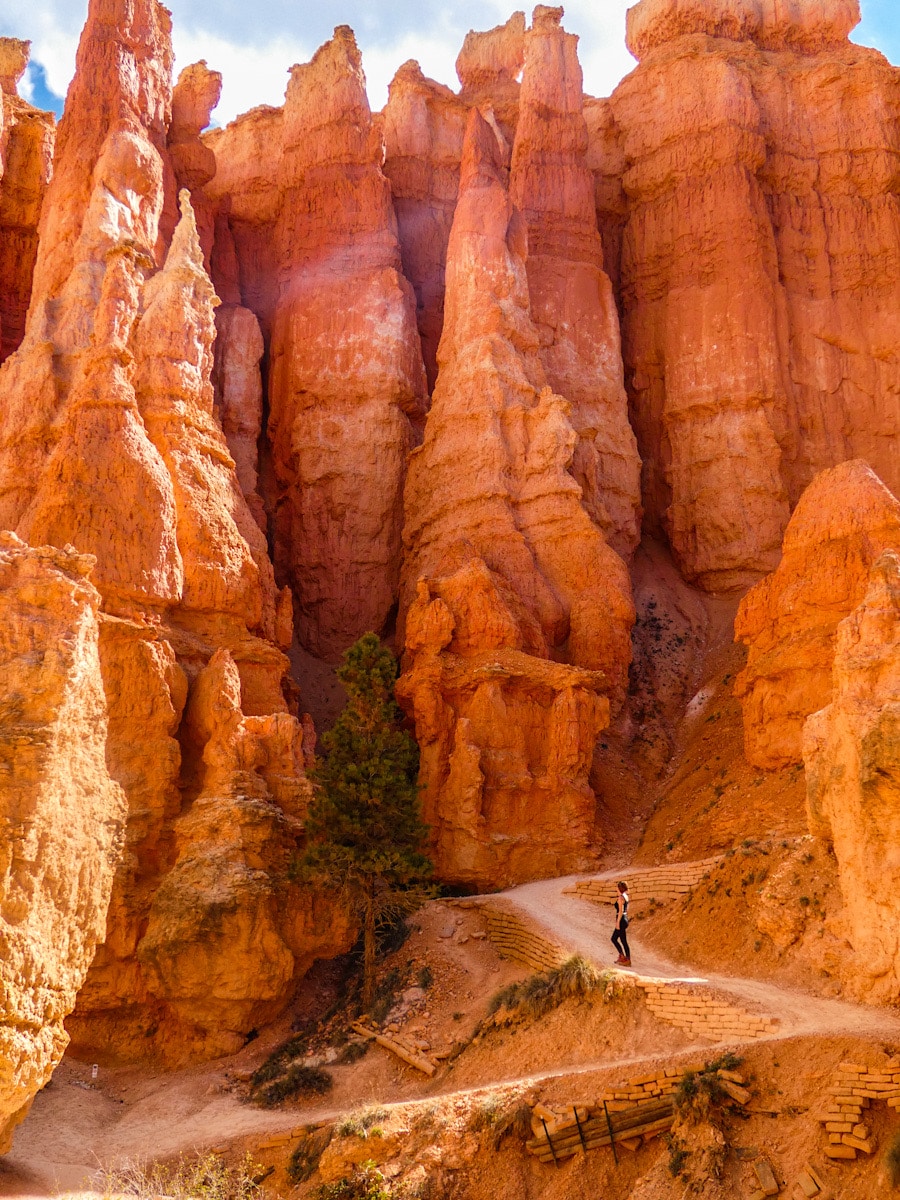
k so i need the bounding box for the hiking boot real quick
[621,957,632,967]
[615,955,627,965]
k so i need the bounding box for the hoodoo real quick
[609,0,900,589]
[397,108,633,888]
[267,26,427,661]
[511,5,641,559]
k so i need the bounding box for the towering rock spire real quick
[511,5,641,559]
[0,0,349,1067]
[268,25,427,660]
[398,109,634,887]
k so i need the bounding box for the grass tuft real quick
[337,1106,389,1139]
[486,955,613,1021]
[315,1161,393,1200]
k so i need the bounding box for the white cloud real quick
[1,1,639,123]
[0,0,81,98]
[7,0,895,131]
[172,29,308,124]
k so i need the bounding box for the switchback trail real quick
[502,866,900,1041]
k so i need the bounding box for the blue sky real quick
[0,0,897,126]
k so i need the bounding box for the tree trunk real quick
[362,888,376,1011]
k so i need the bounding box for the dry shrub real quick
[255,1063,333,1108]
[674,1053,744,1128]
[96,1152,262,1200]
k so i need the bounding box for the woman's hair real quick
[617,880,628,892]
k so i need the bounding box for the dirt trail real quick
[502,867,900,1040]
[10,860,900,1196]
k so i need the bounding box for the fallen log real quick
[350,1022,436,1077]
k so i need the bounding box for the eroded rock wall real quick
[511,5,641,559]
[608,0,900,589]
[0,40,54,365]
[0,0,351,1068]
[803,551,900,1003]
[0,534,125,1150]
[735,461,900,770]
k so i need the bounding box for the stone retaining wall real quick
[479,900,779,1043]
[480,905,568,972]
[566,857,723,908]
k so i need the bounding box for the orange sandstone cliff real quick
[804,551,900,1004]
[607,0,900,589]
[735,461,900,770]
[5,0,900,1104]
[0,0,351,1066]
[0,535,125,1150]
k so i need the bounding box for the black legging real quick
[612,922,630,959]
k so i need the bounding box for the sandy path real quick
[502,869,900,1040]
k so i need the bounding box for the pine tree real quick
[302,633,432,1009]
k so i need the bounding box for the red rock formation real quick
[383,62,467,393]
[203,106,283,333]
[168,60,221,265]
[0,0,349,1066]
[735,461,900,769]
[627,0,861,57]
[0,40,54,364]
[511,6,641,559]
[267,26,427,660]
[803,550,900,1003]
[455,11,525,143]
[608,0,900,589]
[0,534,125,1149]
[397,109,633,888]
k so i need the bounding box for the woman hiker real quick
[612,880,631,966]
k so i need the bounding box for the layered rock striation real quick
[803,551,900,1003]
[511,5,641,559]
[735,461,900,770]
[0,534,126,1150]
[397,109,633,888]
[607,0,900,589]
[267,26,427,660]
